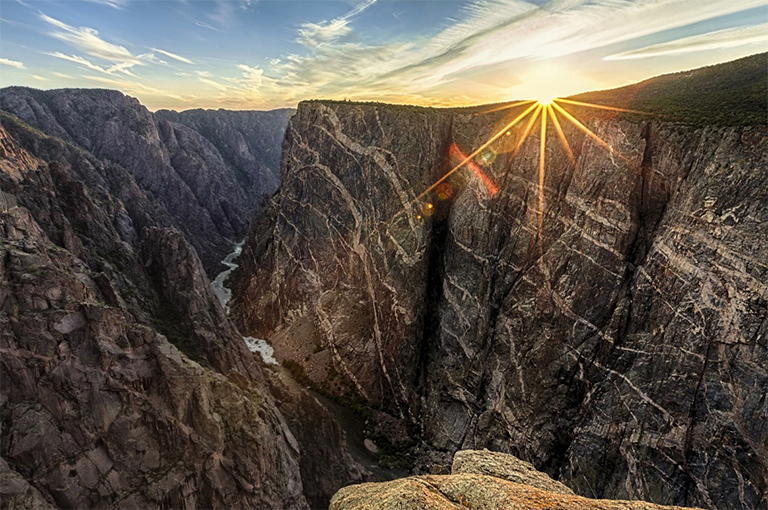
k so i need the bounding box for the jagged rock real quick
[233,55,768,510]
[1,122,368,509]
[156,108,291,200]
[0,458,55,510]
[0,87,289,275]
[452,449,574,495]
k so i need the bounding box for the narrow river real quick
[211,241,277,365]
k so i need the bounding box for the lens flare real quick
[449,143,499,197]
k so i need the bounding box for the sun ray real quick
[538,105,547,251]
[367,101,540,239]
[548,105,575,166]
[555,98,647,115]
[483,99,536,114]
[505,103,542,162]
[550,101,629,163]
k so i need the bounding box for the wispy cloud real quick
[298,0,377,47]
[0,57,25,69]
[31,74,47,81]
[196,20,223,32]
[605,22,768,60]
[40,13,140,63]
[84,0,129,9]
[153,48,194,65]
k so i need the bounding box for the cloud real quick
[52,72,73,79]
[605,23,768,60]
[84,0,129,9]
[153,48,194,65]
[48,52,112,74]
[31,74,48,81]
[196,20,223,32]
[298,0,377,47]
[39,13,142,67]
[81,74,186,102]
[0,57,25,69]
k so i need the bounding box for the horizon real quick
[1,0,767,111]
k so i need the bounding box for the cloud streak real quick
[605,23,768,60]
[0,57,25,69]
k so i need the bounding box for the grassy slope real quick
[568,52,767,126]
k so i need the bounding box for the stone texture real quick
[0,110,363,508]
[233,94,767,509]
[452,449,574,495]
[330,473,699,510]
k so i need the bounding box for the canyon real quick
[1,53,767,510]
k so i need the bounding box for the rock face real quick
[330,450,700,510]
[0,87,291,275]
[233,65,768,509]
[0,113,361,507]
[156,108,289,199]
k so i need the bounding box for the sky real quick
[0,0,766,111]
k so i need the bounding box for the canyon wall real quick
[232,99,767,509]
[0,101,362,508]
[0,87,291,274]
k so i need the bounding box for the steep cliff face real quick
[0,115,363,507]
[156,108,291,199]
[0,87,289,275]
[232,97,767,509]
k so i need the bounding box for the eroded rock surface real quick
[233,94,767,509]
[452,449,574,495]
[331,451,700,510]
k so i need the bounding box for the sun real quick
[536,95,555,106]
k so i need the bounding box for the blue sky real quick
[1,0,766,110]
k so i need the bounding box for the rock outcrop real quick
[233,55,768,510]
[0,87,290,275]
[451,449,574,496]
[330,450,700,510]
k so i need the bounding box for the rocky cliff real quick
[0,87,291,275]
[0,110,362,507]
[232,56,768,509]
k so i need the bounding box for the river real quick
[211,241,278,365]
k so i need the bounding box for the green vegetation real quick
[570,52,767,127]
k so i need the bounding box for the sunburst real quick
[368,95,647,247]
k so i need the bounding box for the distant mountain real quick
[0,87,292,274]
[570,52,767,126]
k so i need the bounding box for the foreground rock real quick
[331,450,700,510]
[331,473,699,510]
[451,450,574,496]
